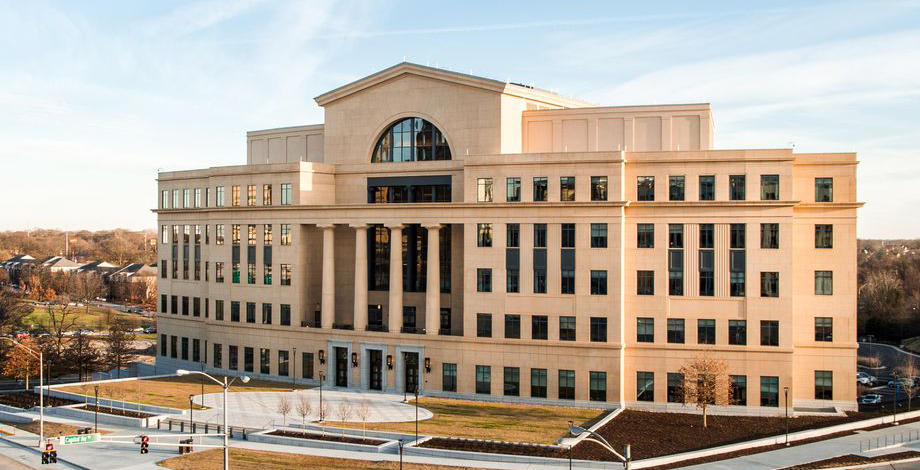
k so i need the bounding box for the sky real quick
[1,0,919,238]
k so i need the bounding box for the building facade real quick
[155,63,860,414]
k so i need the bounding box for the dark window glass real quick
[637,317,654,343]
[244,347,254,372]
[302,352,314,379]
[815,271,833,295]
[506,224,520,248]
[246,302,255,323]
[815,178,833,202]
[667,319,685,343]
[760,320,779,346]
[667,373,683,403]
[228,346,238,370]
[815,225,833,248]
[213,343,222,368]
[761,376,779,407]
[637,371,654,401]
[280,304,290,326]
[560,316,576,341]
[230,301,240,322]
[590,317,607,342]
[731,375,747,405]
[402,306,417,332]
[637,176,655,201]
[637,223,654,248]
[669,224,683,248]
[729,320,747,345]
[476,313,492,338]
[760,272,779,297]
[561,224,575,248]
[730,250,746,297]
[558,370,575,400]
[504,314,520,339]
[730,224,746,249]
[699,249,714,296]
[729,175,746,200]
[261,303,272,324]
[531,368,547,398]
[372,117,451,162]
[760,174,779,200]
[533,177,548,202]
[475,365,491,394]
[476,268,492,292]
[591,176,608,201]
[590,372,607,402]
[698,319,716,344]
[590,223,607,248]
[815,371,833,400]
[278,350,289,377]
[699,175,715,200]
[699,224,714,249]
[760,223,779,249]
[503,367,520,396]
[506,177,521,202]
[591,270,607,295]
[815,317,833,342]
[561,268,575,295]
[669,175,685,201]
[637,270,654,295]
[442,363,457,392]
[532,315,548,340]
[533,224,547,248]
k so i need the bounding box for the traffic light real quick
[140,435,149,454]
[41,441,57,464]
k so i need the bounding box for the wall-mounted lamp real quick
[351,352,359,368]
[386,354,393,370]
[424,357,431,374]
[318,349,325,364]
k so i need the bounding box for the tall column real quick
[352,224,368,331]
[424,224,441,335]
[387,224,404,332]
[320,224,335,329]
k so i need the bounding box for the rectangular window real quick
[280,304,291,326]
[261,303,272,325]
[476,268,492,292]
[477,313,492,338]
[280,264,292,285]
[278,350,289,377]
[815,317,833,342]
[244,347,254,372]
[729,320,747,345]
[216,186,225,207]
[667,319,685,343]
[815,225,833,248]
[477,178,493,202]
[761,376,779,407]
[263,184,272,205]
[302,353,314,379]
[230,301,240,322]
[475,365,491,394]
[637,270,654,295]
[194,188,201,207]
[699,249,714,296]
[504,314,521,339]
[263,224,273,245]
[506,177,521,202]
[560,316,576,341]
[760,174,779,200]
[815,178,833,202]
[533,177,547,201]
[815,371,833,400]
[503,367,520,396]
[247,185,256,206]
[591,176,608,201]
[160,334,167,356]
[532,315,548,340]
[561,223,575,248]
[669,226,684,296]
[160,225,168,244]
[170,335,177,358]
[699,175,715,201]
[637,317,654,343]
[281,183,292,205]
[531,368,547,398]
[229,345,238,370]
[699,223,714,249]
[280,224,292,245]
[246,302,256,323]
[506,223,520,248]
[760,223,779,249]
[590,223,607,248]
[761,320,779,346]
[260,348,270,374]
[637,176,655,201]
[637,223,654,248]
[760,272,779,297]
[402,306,416,331]
[215,262,224,283]
[590,371,607,402]
[442,363,457,392]
[477,223,493,247]
[561,269,575,295]
[215,224,224,245]
[731,375,747,405]
[698,319,716,344]
[214,299,224,321]
[560,176,575,201]
[213,343,222,368]
[247,263,255,284]
[183,188,190,208]
[533,223,547,248]
[729,175,746,200]
[669,175,685,201]
[590,317,607,342]
[172,189,179,208]
[637,371,654,401]
[161,190,169,209]
[730,223,746,249]
[180,337,189,360]
[668,373,684,403]
[814,270,833,295]
[558,370,575,400]
[231,224,240,245]
[193,297,200,317]
[590,270,608,295]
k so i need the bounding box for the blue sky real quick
[1,0,919,238]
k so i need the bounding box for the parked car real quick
[859,394,882,405]
[857,371,877,386]
[142,327,157,334]
[888,378,914,389]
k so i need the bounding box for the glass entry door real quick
[369,350,383,391]
[403,352,419,394]
[335,347,348,387]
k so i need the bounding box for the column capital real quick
[318,223,336,229]
[422,223,442,230]
[349,223,370,229]
[384,223,405,230]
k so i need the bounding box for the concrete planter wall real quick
[42,385,184,416]
[248,428,397,453]
[43,404,168,428]
[0,410,34,423]
[292,423,417,442]
[405,441,623,469]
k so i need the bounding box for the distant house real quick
[77,261,120,280]
[1,254,38,284]
[41,256,82,272]
[109,263,157,302]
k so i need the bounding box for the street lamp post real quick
[6,339,43,448]
[292,347,297,391]
[568,421,631,469]
[189,394,194,434]
[94,385,99,433]
[177,369,250,470]
[784,387,790,446]
[318,371,326,421]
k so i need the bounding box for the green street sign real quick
[61,433,100,445]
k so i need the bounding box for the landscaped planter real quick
[291,422,418,442]
[40,387,184,416]
[43,403,168,428]
[248,428,398,453]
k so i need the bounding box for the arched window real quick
[372,117,451,162]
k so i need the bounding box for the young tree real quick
[679,354,732,428]
[2,337,40,390]
[104,318,136,378]
[357,399,371,440]
[296,393,312,428]
[897,359,919,411]
[277,395,292,427]
[337,400,353,436]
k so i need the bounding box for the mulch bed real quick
[419,437,567,458]
[78,404,155,418]
[268,429,386,446]
[0,391,79,409]
[779,450,920,469]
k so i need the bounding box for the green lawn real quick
[20,304,149,332]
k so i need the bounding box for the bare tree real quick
[356,399,371,440]
[277,395,292,427]
[103,318,136,378]
[679,354,732,428]
[337,400,353,436]
[295,393,312,428]
[896,359,919,411]
[0,288,29,337]
[63,331,103,381]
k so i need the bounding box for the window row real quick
[636,269,833,297]
[477,176,609,203]
[161,223,293,246]
[637,370,833,405]
[449,365,608,401]
[475,314,608,342]
[160,183,293,209]
[635,223,833,250]
[634,175,834,202]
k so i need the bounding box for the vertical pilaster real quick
[387,224,404,332]
[424,224,441,335]
[352,224,369,331]
[320,224,335,329]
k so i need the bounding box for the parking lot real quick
[858,342,920,411]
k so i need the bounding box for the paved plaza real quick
[190,388,433,429]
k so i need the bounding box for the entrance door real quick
[335,347,348,387]
[403,352,419,394]
[369,350,383,391]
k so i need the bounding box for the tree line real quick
[858,239,920,341]
[0,228,156,265]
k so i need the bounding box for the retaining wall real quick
[43,404,167,428]
[248,428,398,453]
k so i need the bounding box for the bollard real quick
[169,420,173,431]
